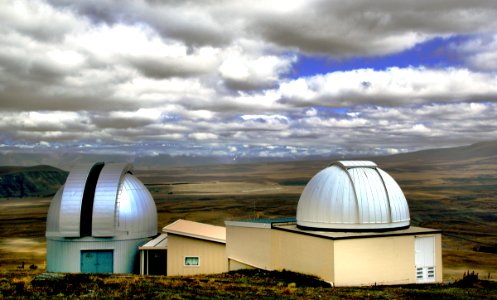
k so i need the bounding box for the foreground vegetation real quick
[1,269,497,299]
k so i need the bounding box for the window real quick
[184,256,200,266]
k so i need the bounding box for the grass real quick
[2,269,497,299]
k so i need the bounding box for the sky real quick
[1,0,497,162]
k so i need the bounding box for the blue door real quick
[81,250,113,273]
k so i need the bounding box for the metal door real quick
[415,236,435,283]
[81,250,113,273]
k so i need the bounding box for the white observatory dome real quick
[46,162,157,239]
[296,161,410,231]
[46,162,158,273]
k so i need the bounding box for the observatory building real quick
[46,160,442,286]
[46,162,157,273]
[225,161,442,286]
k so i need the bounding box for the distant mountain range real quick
[0,140,495,197]
[1,141,496,170]
[0,152,334,170]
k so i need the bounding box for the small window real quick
[184,256,200,266]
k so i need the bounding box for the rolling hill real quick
[0,165,68,198]
[374,140,497,166]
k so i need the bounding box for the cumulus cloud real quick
[453,34,497,71]
[46,0,497,56]
[0,0,82,41]
[277,67,497,107]
[1,0,497,160]
[218,48,295,90]
[189,132,218,141]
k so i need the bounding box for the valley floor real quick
[1,157,497,281]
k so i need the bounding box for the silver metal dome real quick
[296,161,410,231]
[46,162,157,239]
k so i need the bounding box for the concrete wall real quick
[226,225,272,270]
[167,233,227,276]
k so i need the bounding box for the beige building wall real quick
[167,233,227,276]
[333,234,442,286]
[226,226,272,270]
[226,223,442,287]
[272,230,335,283]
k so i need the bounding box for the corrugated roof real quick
[163,219,226,244]
[139,233,168,250]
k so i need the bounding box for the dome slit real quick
[80,162,105,237]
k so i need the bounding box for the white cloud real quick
[411,124,432,134]
[453,34,497,71]
[305,108,318,117]
[0,0,81,41]
[303,116,369,128]
[109,108,161,121]
[277,67,497,107]
[189,132,218,141]
[1,0,497,160]
[183,110,216,120]
[47,0,497,57]
[0,111,88,131]
[218,46,295,90]
[238,114,290,131]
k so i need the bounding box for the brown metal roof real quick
[163,219,226,244]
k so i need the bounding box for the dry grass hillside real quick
[2,269,497,299]
[0,165,67,198]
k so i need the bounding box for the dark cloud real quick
[48,0,231,47]
[43,0,497,57]
[222,77,277,92]
[91,117,156,129]
[47,0,133,24]
[252,0,497,56]
[129,57,212,79]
